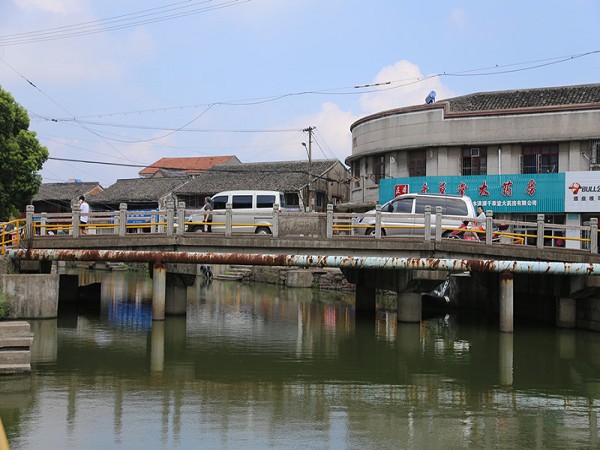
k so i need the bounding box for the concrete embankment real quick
[0,321,33,375]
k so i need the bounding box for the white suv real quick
[353,193,476,237]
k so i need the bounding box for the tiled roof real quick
[175,160,344,195]
[446,83,600,112]
[351,83,600,130]
[33,182,103,201]
[138,156,240,176]
[89,177,190,203]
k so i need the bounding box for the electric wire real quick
[0,0,252,46]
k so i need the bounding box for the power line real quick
[0,0,253,46]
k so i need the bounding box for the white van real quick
[187,190,286,234]
[353,193,476,237]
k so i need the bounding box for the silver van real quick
[187,190,286,234]
[353,193,476,237]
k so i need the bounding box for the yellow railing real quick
[0,418,10,450]
[0,219,25,255]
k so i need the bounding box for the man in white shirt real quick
[78,195,89,234]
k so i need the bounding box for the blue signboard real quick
[380,173,565,213]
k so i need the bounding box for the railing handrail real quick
[3,204,598,254]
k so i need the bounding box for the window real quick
[351,160,360,177]
[415,196,444,214]
[257,195,276,208]
[212,195,228,210]
[285,193,299,208]
[232,195,252,209]
[521,144,558,174]
[389,198,413,213]
[408,150,426,177]
[373,155,385,184]
[461,147,487,175]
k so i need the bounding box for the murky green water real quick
[1,271,600,449]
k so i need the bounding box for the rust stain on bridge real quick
[9,248,600,275]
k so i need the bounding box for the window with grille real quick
[461,147,487,175]
[373,155,385,184]
[521,144,559,174]
[408,150,426,177]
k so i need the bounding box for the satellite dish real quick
[425,91,436,104]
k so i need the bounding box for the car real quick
[352,193,476,237]
[187,190,286,234]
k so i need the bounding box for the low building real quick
[138,156,241,178]
[174,159,349,211]
[32,181,104,214]
[88,177,190,211]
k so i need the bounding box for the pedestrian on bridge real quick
[78,195,89,235]
[203,197,213,233]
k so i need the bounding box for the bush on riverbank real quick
[0,290,10,319]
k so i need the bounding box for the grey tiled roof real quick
[90,177,190,203]
[446,83,600,112]
[33,182,102,201]
[351,83,600,131]
[175,160,343,195]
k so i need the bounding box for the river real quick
[1,270,599,449]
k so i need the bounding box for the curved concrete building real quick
[346,83,600,247]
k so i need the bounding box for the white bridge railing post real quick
[326,204,333,239]
[273,204,280,238]
[26,205,34,239]
[375,205,382,239]
[72,204,80,238]
[537,214,545,249]
[423,205,431,241]
[434,206,443,242]
[119,203,127,237]
[177,202,186,236]
[225,203,233,237]
[590,218,598,253]
[166,202,175,236]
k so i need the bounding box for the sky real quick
[1,0,599,188]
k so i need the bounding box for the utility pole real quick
[302,126,315,212]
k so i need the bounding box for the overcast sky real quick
[1,0,599,188]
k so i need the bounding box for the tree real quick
[0,86,48,221]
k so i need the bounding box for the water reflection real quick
[0,271,599,449]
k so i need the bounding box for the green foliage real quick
[0,291,10,319]
[0,86,49,221]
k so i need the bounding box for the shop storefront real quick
[381,172,600,250]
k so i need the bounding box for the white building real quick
[346,83,600,247]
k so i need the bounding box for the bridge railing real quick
[0,219,26,254]
[16,203,600,253]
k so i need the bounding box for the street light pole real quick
[302,126,315,212]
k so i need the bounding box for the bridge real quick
[3,202,600,333]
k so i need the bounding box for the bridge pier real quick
[556,297,576,328]
[166,282,188,316]
[355,284,376,312]
[397,293,422,323]
[499,272,513,332]
[152,263,166,321]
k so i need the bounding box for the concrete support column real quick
[152,263,166,321]
[177,202,186,236]
[150,321,165,372]
[397,292,422,323]
[556,297,576,328]
[166,283,187,316]
[498,333,513,386]
[355,284,376,312]
[499,272,513,332]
